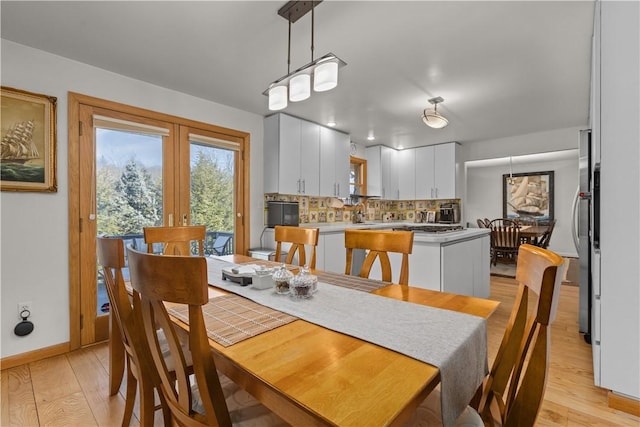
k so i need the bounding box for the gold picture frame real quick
[1,86,57,192]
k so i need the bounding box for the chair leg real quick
[137,374,157,427]
[121,358,136,427]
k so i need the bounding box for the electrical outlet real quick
[18,301,32,318]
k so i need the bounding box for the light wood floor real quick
[2,277,639,426]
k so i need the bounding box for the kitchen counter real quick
[261,223,490,297]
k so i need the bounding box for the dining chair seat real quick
[407,244,564,427]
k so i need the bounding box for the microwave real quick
[267,201,299,228]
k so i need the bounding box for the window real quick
[350,156,367,196]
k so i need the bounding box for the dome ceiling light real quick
[422,96,449,129]
[264,1,346,111]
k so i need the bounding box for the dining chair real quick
[536,219,557,249]
[126,248,286,427]
[97,237,172,427]
[489,219,521,266]
[274,225,320,269]
[407,243,565,427]
[143,225,206,256]
[344,229,414,285]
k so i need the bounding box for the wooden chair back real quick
[477,218,491,228]
[97,237,169,426]
[143,225,206,256]
[537,219,557,249]
[274,225,319,269]
[489,220,521,265]
[127,248,232,427]
[478,244,564,427]
[344,229,414,285]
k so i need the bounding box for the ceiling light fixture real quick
[264,1,346,111]
[422,96,449,129]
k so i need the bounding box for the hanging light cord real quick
[287,18,292,74]
[311,1,315,62]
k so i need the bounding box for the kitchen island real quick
[262,223,490,297]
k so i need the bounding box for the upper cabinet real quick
[415,143,459,199]
[264,114,320,195]
[397,148,417,199]
[319,127,350,198]
[366,145,399,199]
[264,113,350,197]
[368,142,459,200]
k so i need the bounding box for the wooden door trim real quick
[68,92,251,350]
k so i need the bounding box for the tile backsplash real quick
[264,194,461,224]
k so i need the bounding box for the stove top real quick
[393,225,464,233]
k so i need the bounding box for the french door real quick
[69,93,249,348]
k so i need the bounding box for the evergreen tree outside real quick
[190,147,234,233]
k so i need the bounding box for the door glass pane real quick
[95,128,163,314]
[190,142,235,256]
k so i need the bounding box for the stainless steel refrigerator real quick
[573,129,599,345]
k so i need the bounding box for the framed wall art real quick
[503,171,554,222]
[1,86,57,192]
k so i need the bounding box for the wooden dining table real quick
[518,225,549,245]
[110,254,499,426]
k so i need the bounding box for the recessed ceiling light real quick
[327,121,336,127]
[367,135,375,141]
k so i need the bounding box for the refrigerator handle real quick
[571,186,580,252]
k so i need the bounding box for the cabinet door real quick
[366,146,382,196]
[397,149,416,199]
[334,131,351,198]
[381,146,398,200]
[299,120,320,195]
[323,233,346,274]
[434,143,456,198]
[415,146,435,199]
[319,127,337,196]
[279,114,302,194]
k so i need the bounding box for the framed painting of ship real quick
[1,86,57,192]
[502,170,554,223]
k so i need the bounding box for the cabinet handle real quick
[302,179,306,194]
[297,179,301,193]
[435,188,438,198]
[337,183,340,196]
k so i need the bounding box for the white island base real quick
[263,225,491,298]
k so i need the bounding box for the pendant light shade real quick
[314,60,338,92]
[268,85,288,111]
[289,73,311,102]
[263,2,346,110]
[422,97,449,129]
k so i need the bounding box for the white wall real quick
[0,40,266,358]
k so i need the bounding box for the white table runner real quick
[206,257,487,427]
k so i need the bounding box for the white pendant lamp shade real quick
[422,110,449,129]
[314,60,339,92]
[268,85,288,111]
[422,97,449,129]
[289,73,311,102]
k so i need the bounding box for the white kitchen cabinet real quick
[415,143,459,199]
[264,114,320,195]
[366,145,399,199]
[397,149,416,199]
[319,127,350,198]
[441,236,490,298]
[320,232,346,274]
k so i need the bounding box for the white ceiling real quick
[1,1,595,149]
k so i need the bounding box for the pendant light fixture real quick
[422,97,449,129]
[264,1,346,110]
